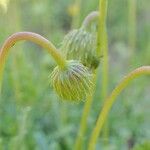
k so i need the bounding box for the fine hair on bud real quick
[50,60,93,102]
[60,28,100,70]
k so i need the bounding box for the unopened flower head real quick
[50,60,93,102]
[60,28,99,70]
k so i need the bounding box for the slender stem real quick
[74,74,97,150]
[97,0,108,57]
[97,0,108,98]
[97,0,109,143]
[81,11,99,30]
[101,29,109,143]
[75,1,108,148]
[0,32,67,90]
[88,66,150,150]
[74,11,99,150]
[101,29,108,103]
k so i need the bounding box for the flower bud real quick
[50,60,93,102]
[60,28,100,70]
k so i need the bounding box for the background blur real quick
[0,0,150,149]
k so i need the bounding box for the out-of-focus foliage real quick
[132,141,150,150]
[0,0,149,149]
[0,0,9,12]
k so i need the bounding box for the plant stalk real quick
[74,0,108,148]
[81,11,99,30]
[88,66,150,150]
[74,10,99,150]
[97,0,109,144]
[101,29,109,144]
[96,0,108,57]
[0,32,67,90]
[74,74,97,150]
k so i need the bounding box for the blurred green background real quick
[0,0,150,149]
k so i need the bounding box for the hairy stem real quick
[0,32,67,90]
[81,11,99,30]
[88,66,150,150]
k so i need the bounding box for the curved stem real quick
[81,11,99,30]
[0,32,67,90]
[88,66,150,150]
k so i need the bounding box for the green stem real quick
[97,0,109,144]
[74,0,108,148]
[74,11,100,150]
[101,28,108,102]
[74,75,97,150]
[97,0,108,57]
[88,66,150,150]
[0,32,67,90]
[101,29,109,143]
[81,11,99,30]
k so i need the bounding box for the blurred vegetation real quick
[0,0,150,149]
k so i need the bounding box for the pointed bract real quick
[61,28,100,70]
[50,60,93,102]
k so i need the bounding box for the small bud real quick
[50,60,93,102]
[60,28,100,70]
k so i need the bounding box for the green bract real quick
[60,28,99,70]
[50,60,93,102]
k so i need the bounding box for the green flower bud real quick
[50,60,93,102]
[60,28,100,70]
